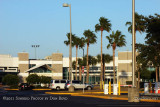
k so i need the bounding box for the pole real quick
[83,48,84,58]
[132,0,135,87]
[35,47,36,59]
[69,4,72,85]
[109,81,111,94]
[82,66,84,93]
[118,82,121,95]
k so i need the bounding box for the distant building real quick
[0,51,134,85]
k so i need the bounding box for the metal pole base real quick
[128,87,139,102]
[68,85,75,92]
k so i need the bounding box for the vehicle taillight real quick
[67,84,69,86]
[22,85,24,88]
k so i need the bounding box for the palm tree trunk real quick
[156,67,158,82]
[100,30,103,89]
[159,67,160,82]
[69,58,71,80]
[79,67,82,81]
[138,71,140,89]
[86,43,89,83]
[113,47,116,84]
[75,46,78,80]
[103,63,105,83]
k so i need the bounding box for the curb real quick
[45,92,160,103]
[5,89,19,90]
[45,92,75,95]
[5,89,52,91]
[32,89,51,90]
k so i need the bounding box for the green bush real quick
[26,74,40,84]
[40,76,51,84]
[10,85,18,89]
[2,74,19,86]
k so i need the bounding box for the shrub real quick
[2,74,19,86]
[26,74,40,84]
[40,76,51,84]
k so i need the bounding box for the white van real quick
[49,79,68,90]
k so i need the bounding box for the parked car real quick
[65,80,94,90]
[18,83,32,90]
[49,79,68,90]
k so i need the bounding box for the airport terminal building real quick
[0,51,132,85]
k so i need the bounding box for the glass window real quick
[72,80,80,84]
[61,80,66,83]
[48,64,51,67]
[55,80,59,83]
[29,64,36,68]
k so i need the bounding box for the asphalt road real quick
[0,90,159,107]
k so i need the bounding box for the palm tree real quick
[97,54,113,83]
[64,33,75,80]
[72,36,82,80]
[89,56,98,84]
[126,12,146,88]
[106,30,126,84]
[78,58,83,81]
[83,29,97,83]
[95,17,111,89]
[79,37,85,57]
[125,12,145,34]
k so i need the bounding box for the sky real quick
[0,0,160,59]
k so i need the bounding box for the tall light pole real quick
[31,45,40,59]
[132,0,135,88]
[128,0,139,102]
[63,3,74,91]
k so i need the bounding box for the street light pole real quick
[128,0,139,102]
[31,45,40,59]
[69,4,72,84]
[63,3,74,92]
[132,0,135,88]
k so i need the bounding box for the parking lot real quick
[0,90,160,107]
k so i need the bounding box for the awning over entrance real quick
[25,64,54,73]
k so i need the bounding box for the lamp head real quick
[63,3,69,7]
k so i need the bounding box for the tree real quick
[64,33,75,80]
[144,14,160,82]
[26,74,40,84]
[106,30,126,84]
[40,76,51,84]
[126,12,146,87]
[77,58,83,81]
[97,54,113,82]
[72,36,84,80]
[77,56,87,81]
[125,12,146,34]
[83,29,97,83]
[2,74,19,86]
[136,14,160,82]
[95,17,111,89]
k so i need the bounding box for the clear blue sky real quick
[0,0,160,59]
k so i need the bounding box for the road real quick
[0,90,159,107]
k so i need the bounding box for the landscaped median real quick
[45,91,160,103]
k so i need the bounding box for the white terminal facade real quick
[0,51,132,85]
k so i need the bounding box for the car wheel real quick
[56,87,60,91]
[87,86,92,90]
